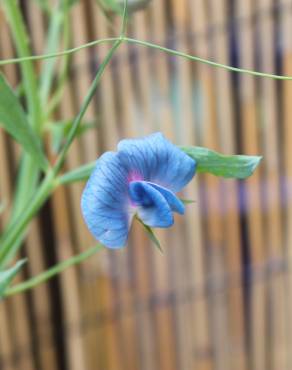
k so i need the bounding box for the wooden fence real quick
[1,0,292,369]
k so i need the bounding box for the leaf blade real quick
[0,259,26,298]
[180,146,262,179]
[0,74,48,170]
[136,218,163,253]
[58,161,95,185]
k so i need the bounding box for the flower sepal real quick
[136,216,163,253]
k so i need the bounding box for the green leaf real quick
[48,120,95,153]
[0,201,6,215]
[0,259,26,298]
[180,198,196,205]
[180,146,262,179]
[32,0,51,14]
[0,74,48,171]
[136,218,163,253]
[58,161,95,185]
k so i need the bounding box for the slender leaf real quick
[32,0,51,13]
[0,74,48,170]
[136,218,163,253]
[180,198,196,205]
[0,259,26,298]
[180,146,262,179]
[48,120,95,153]
[58,161,95,185]
[0,201,6,215]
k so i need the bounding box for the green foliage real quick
[180,199,196,205]
[57,161,95,185]
[58,161,95,185]
[49,120,95,153]
[0,201,6,215]
[0,259,26,298]
[32,0,51,14]
[137,218,163,253]
[181,146,262,179]
[0,74,48,171]
[96,0,151,14]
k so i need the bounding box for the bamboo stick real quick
[279,1,292,369]
[189,1,232,369]
[208,0,247,368]
[256,2,287,369]
[235,1,267,369]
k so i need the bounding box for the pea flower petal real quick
[118,132,196,192]
[129,181,174,227]
[81,132,196,248]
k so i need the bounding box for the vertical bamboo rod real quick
[256,1,287,369]
[189,1,231,369]
[208,0,247,368]
[235,1,267,369]
[279,0,292,369]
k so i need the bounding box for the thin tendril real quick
[1,35,291,80]
[0,37,119,66]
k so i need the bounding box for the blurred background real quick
[1,0,292,369]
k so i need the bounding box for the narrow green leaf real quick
[0,259,26,298]
[48,120,95,153]
[180,146,262,179]
[0,201,6,215]
[180,198,196,205]
[0,74,48,170]
[57,161,95,185]
[136,218,163,253]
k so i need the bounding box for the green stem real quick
[2,35,292,81]
[2,1,44,232]
[121,0,129,36]
[53,38,122,174]
[11,157,39,220]
[39,2,64,106]
[3,244,103,297]
[46,2,71,117]
[0,38,119,66]
[0,170,55,268]
[125,37,292,80]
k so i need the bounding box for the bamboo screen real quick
[0,0,292,369]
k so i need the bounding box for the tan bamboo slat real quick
[189,1,231,369]
[279,1,292,369]
[50,185,88,370]
[166,5,213,370]
[0,304,15,370]
[235,1,267,369]
[208,1,247,369]
[256,1,287,369]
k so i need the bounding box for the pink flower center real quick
[127,171,143,184]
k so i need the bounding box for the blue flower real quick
[81,133,196,248]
